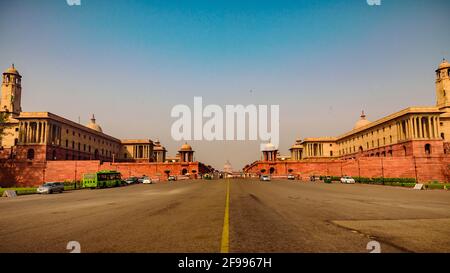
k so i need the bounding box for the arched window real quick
[27,149,35,160]
[269,167,275,174]
[403,146,407,156]
[425,144,431,155]
[441,133,445,140]
[330,151,333,156]
[52,150,57,160]
[181,168,188,175]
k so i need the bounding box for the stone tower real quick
[1,64,22,118]
[436,59,450,110]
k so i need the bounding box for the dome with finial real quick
[153,138,166,151]
[4,64,20,75]
[290,137,303,149]
[438,58,450,70]
[179,142,192,151]
[86,114,103,132]
[353,110,371,130]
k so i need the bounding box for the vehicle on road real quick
[125,177,139,185]
[324,176,332,183]
[260,175,271,181]
[168,175,177,181]
[142,176,152,184]
[83,171,122,189]
[37,182,64,194]
[340,176,356,184]
[287,174,296,180]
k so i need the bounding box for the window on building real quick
[330,151,333,156]
[78,143,81,151]
[66,140,68,147]
[84,144,86,151]
[27,149,35,160]
[441,133,445,140]
[403,146,407,156]
[425,144,431,155]
[72,141,75,149]
[390,135,392,143]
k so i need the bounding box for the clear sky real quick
[1,0,449,170]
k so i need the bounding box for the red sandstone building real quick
[244,60,450,183]
[0,65,212,186]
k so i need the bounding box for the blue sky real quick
[1,0,449,169]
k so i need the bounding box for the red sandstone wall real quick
[245,156,449,183]
[0,160,201,187]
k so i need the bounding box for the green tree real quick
[0,112,11,140]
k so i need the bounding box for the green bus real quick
[82,170,122,189]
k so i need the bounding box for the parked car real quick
[324,176,332,183]
[137,176,147,183]
[142,176,152,184]
[125,177,139,184]
[260,175,271,182]
[168,175,177,181]
[340,176,356,184]
[37,182,65,194]
[287,174,296,180]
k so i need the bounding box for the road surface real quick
[0,179,449,253]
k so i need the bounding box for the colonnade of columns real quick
[132,144,152,159]
[180,151,194,162]
[262,150,277,161]
[397,115,439,140]
[290,149,303,160]
[304,143,323,157]
[19,121,61,145]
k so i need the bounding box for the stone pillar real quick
[428,116,432,139]
[418,117,423,139]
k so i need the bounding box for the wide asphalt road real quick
[0,179,449,253]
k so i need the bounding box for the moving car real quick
[287,174,296,180]
[168,175,177,181]
[340,176,356,184]
[260,175,271,181]
[37,182,64,194]
[142,176,152,184]
[125,177,139,185]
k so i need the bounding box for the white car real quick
[340,176,355,184]
[142,177,152,184]
[260,175,271,182]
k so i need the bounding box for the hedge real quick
[0,188,37,196]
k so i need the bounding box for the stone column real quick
[428,116,432,139]
[418,117,423,139]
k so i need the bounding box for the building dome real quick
[353,111,371,130]
[224,160,233,173]
[438,59,450,70]
[180,142,192,151]
[86,114,103,133]
[290,138,303,149]
[153,139,166,151]
[4,64,20,75]
[263,142,276,151]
